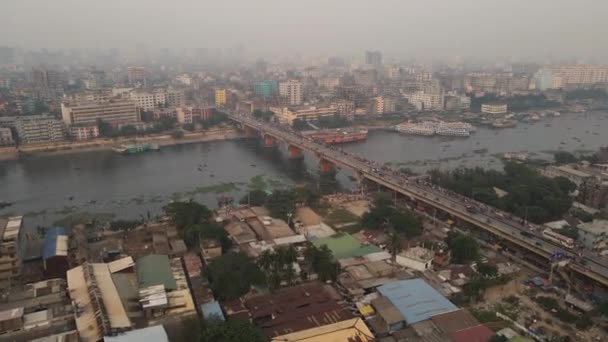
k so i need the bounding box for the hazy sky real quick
[2,0,607,60]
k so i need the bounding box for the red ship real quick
[309,128,368,144]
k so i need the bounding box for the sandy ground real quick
[295,207,323,226]
[341,200,370,217]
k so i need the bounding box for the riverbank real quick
[0,128,246,160]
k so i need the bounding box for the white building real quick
[395,247,434,272]
[481,103,507,115]
[403,91,444,111]
[577,220,608,254]
[0,127,14,146]
[129,89,185,111]
[270,105,337,125]
[61,100,139,126]
[279,80,303,105]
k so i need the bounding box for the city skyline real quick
[2,0,608,61]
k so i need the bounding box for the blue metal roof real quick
[201,300,225,321]
[42,227,67,260]
[377,278,457,324]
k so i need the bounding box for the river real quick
[1,111,606,229]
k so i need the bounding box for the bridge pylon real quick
[263,134,278,147]
[288,145,304,159]
[319,159,336,175]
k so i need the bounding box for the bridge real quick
[229,113,608,288]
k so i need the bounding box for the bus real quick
[542,228,575,249]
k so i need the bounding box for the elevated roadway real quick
[229,113,608,288]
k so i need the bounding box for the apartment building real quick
[551,65,608,87]
[8,115,66,144]
[69,125,100,140]
[270,105,336,125]
[128,66,146,86]
[403,91,444,111]
[0,216,24,289]
[215,89,227,107]
[279,80,303,105]
[176,106,214,124]
[61,99,139,126]
[130,89,185,111]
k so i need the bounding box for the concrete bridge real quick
[229,113,608,289]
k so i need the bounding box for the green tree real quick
[554,151,578,165]
[183,123,195,131]
[206,252,266,300]
[477,263,498,278]
[387,231,403,262]
[171,130,185,139]
[97,119,115,137]
[303,243,340,282]
[164,201,212,229]
[239,189,268,206]
[119,125,138,136]
[266,189,297,221]
[257,246,298,290]
[447,232,480,264]
[198,319,266,342]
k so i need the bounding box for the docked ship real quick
[396,122,435,136]
[492,119,517,128]
[309,128,368,144]
[113,143,160,154]
[396,121,475,137]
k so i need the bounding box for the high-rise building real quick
[279,80,303,105]
[85,68,106,89]
[253,81,278,98]
[270,105,337,125]
[0,127,14,146]
[365,50,382,68]
[61,100,139,126]
[215,89,227,107]
[127,66,147,87]
[550,65,608,87]
[31,68,62,89]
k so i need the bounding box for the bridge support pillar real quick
[263,134,277,148]
[319,159,336,175]
[287,145,304,159]
[244,126,258,137]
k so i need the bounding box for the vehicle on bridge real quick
[543,228,575,249]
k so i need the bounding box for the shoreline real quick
[0,128,247,160]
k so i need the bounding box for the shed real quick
[136,254,177,290]
[42,227,69,279]
[377,278,457,325]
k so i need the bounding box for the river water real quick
[1,111,607,229]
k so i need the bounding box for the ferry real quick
[113,143,160,154]
[396,123,435,136]
[435,125,471,137]
[308,128,368,144]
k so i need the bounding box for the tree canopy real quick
[553,151,578,165]
[205,252,266,300]
[164,201,230,248]
[430,162,575,223]
[361,193,422,237]
[446,232,480,264]
[197,318,266,342]
[303,243,340,282]
[257,246,298,290]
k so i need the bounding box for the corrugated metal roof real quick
[201,300,225,321]
[136,254,177,290]
[449,324,494,342]
[377,278,457,325]
[0,307,24,322]
[108,256,135,274]
[104,325,169,342]
[43,227,68,260]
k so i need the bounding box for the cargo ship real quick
[112,143,160,154]
[309,128,368,144]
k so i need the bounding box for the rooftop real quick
[377,278,458,325]
[104,325,169,342]
[430,309,481,334]
[400,246,434,262]
[312,233,382,259]
[270,317,374,342]
[0,307,24,322]
[136,254,177,290]
[371,296,404,325]
[107,256,135,274]
[578,220,608,235]
[449,324,494,342]
[43,227,68,260]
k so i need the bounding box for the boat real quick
[0,201,12,209]
[396,123,435,136]
[396,121,474,137]
[113,143,160,154]
[530,114,541,121]
[309,128,368,144]
[473,148,488,154]
[492,119,517,128]
[435,125,470,137]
